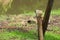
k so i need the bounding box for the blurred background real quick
[0,0,60,40]
[0,0,60,14]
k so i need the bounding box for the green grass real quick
[0,29,38,40]
[45,32,60,40]
[22,9,60,16]
[51,9,60,15]
[0,29,60,40]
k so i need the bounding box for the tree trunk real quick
[42,0,54,36]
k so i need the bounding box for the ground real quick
[0,11,60,40]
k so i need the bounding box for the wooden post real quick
[35,10,43,40]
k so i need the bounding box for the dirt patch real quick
[48,15,60,27]
[47,15,60,33]
[0,15,60,32]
